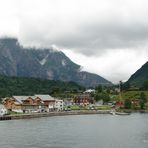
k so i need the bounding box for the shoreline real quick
[1,109,148,121]
[1,110,110,121]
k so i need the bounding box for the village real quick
[0,86,148,117]
[0,92,97,116]
[0,88,104,116]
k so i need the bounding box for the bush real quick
[124,99,132,109]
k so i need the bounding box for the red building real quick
[115,101,124,107]
[73,94,94,106]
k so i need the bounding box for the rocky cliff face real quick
[0,38,112,87]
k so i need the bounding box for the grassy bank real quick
[67,105,112,111]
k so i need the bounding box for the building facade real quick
[73,94,94,106]
[3,95,65,113]
[0,104,8,116]
[55,99,64,111]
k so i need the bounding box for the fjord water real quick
[0,114,148,148]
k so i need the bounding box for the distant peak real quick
[0,37,18,42]
[50,44,61,53]
[0,37,19,47]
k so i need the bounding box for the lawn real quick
[69,105,112,110]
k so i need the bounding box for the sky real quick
[0,0,148,83]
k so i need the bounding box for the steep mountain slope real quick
[127,61,148,86]
[0,38,112,87]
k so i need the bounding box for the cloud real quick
[1,0,148,55]
[0,0,148,82]
[63,48,148,83]
[0,0,19,37]
[15,0,148,55]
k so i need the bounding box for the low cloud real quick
[63,48,148,83]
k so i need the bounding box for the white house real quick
[84,89,96,94]
[0,104,8,116]
[55,99,64,111]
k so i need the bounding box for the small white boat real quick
[110,110,116,115]
[110,110,131,115]
[115,112,131,115]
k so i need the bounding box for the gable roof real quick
[35,95,55,101]
[13,96,34,104]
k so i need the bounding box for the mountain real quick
[0,75,85,98]
[127,61,148,86]
[0,38,112,87]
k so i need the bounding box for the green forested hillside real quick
[127,61,148,87]
[0,75,85,98]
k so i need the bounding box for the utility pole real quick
[119,81,122,100]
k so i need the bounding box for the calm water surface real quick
[0,113,148,148]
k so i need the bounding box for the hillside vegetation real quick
[0,75,85,98]
[121,91,148,100]
[127,61,148,87]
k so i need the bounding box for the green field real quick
[67,105,112,110]
[110,91,148,101]
[121,91,148,100]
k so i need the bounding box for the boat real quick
[110,110,131,115]
[109,110,116,115]
[115,112,131,115]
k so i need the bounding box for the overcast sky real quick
[0,0,148,83]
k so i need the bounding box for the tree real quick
[140,100,144,110]
[106,88,110,94]
[140,92,146,102]
[123,82,130,91]
[95,85,103,93]
[94,92,110,103]
[139,92,147,109]
[102,93,110,103]
[94,93,101,102]
[124,99,131,109]
[142,81,148,90]
[119,81,123,92]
